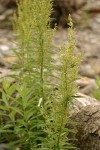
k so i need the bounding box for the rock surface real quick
[0,144,9,150]
[72,93,100,150]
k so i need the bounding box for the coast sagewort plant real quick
[0,0,81,149]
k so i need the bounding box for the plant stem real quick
[39,33,44,103]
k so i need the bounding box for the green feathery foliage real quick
[0,0,81,149]
[42,15,81,150]
[13,0,55,101]
[93,78,100,100]
[59,15,81,106]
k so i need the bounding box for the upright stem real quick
[39,33,44,102]
[56,116,64,149]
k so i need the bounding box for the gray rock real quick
[71,93,100,150]
[0,4,5,13]
[76,77,97,96]
[79,64,96,78]
[0,144,9,150]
